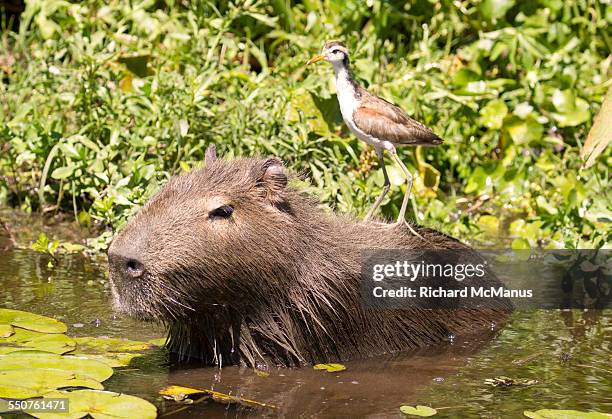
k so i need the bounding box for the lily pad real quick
[0,328,76,354]
[147,337,167,346]
[313,363,347,373]
[0,352,113,382]
[0,369,103,398]
[69,352,143,368]
[74,336,155,353]
[524,409,611,419]
[400,405,438,417]
[0,384,41,399]
[0,324,14,338]
[0,308,67,334]
[31,389,157,419]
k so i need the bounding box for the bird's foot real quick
[395,219,423,238]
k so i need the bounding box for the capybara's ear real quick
[256,158,288,205]
[204,144,217,166]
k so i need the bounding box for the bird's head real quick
[307,41,349,67]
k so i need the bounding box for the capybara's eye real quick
[208,205,234,220]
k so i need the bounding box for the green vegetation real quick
[0,307,159,417]
[0,0,610,248]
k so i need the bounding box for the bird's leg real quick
[364,148,390,221]
[389,151,422,238]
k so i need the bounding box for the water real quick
[0,215,610,417]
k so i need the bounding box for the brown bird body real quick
[308,41,443,230]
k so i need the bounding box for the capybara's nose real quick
[124,257,145,278]
[109,251,146,279]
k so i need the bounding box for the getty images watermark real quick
[361,249,611,309]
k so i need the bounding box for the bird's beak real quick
[306,55,326,65]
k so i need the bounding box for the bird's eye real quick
[331,49,339,54]
[209,205,234,220]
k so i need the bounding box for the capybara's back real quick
[108,146,512,367]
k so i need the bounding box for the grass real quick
[0,0,610,249]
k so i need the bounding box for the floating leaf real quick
[0,353,113,382]
[0,324,13,338]
[400,405,438,417]
[74,336,155,353]
[524,409,611,419]
[147,337,167,346]
[32,389,157,419]
[0,384,42,399]
[0,369,103,398]
[0,308,67,334]
[159,385,277,410]
[313,363,347,373]
[0,328,76,354]
[69,353,143,368]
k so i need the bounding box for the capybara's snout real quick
[108,247,146,281]
[108,230,147,280]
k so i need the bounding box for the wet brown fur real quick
[108,149,512,368]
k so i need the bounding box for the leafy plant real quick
[0,0,609,249]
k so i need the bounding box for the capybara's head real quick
[108,145,299,321]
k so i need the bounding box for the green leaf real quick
[400,405,438,417]
[552,98,590,127]
[524,409,611,419]
[0,324,14,338]
[0,353,113,382]
[478,215,500,236]
[33,389,157,419]
[506,117,543,144]
[74,336,155,353]
[552,89,576,113]
[512,238,531,250]
[479,99,508,129]
[68,353,143,368]
[286,88,331,136]
[480,0,515,21]
[0,328,76,354]
[0,308,67,334]
[51,166,75,180]
[0,369,103,398]
[452,69,481,87]
[118,54,152,78]
[536,196,558,215]
[313,363,347,373]
[0,384,41,399]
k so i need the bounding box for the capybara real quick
[108,145,512,367]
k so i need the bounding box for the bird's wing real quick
[353,91,443,146]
